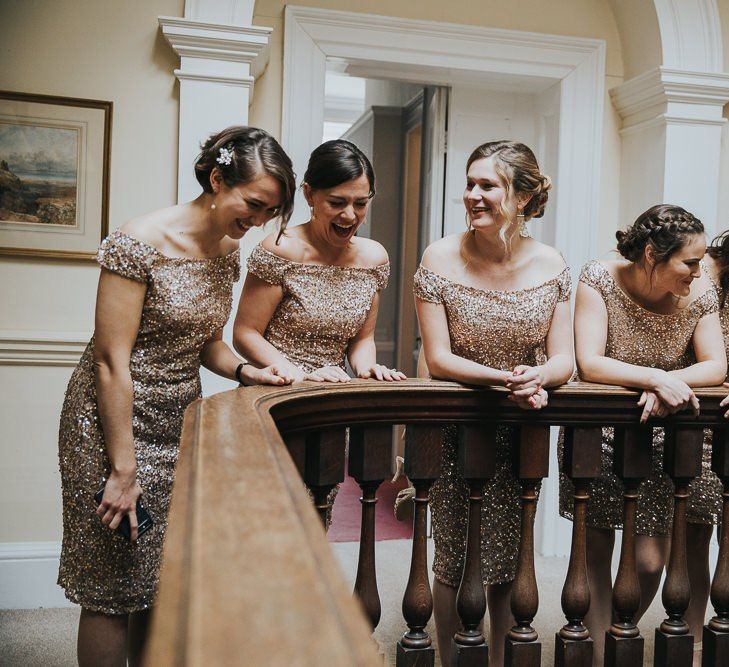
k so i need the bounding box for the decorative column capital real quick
[610,66,729,134]
[158,15,272,89]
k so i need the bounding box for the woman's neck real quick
[302,221,351,264]
[176,195,227,252]
[469,226,524,265]
[621,261,679,310]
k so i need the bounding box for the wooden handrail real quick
[143,379,728,666]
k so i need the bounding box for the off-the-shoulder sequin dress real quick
[246,244,389,525]
[246,244,389,372]
[559,260,722,535]
[57,230,240,613]
[414,262,572,585]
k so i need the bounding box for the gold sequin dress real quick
[57,230,240,614]
[246,244,389,525]
[559,260,722,535]
[246,244,389,372]
[414,262,572,586]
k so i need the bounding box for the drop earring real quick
[310,206,315,222]
[211,202,217,210]
[517,211,530,238]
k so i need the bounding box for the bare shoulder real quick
[260,228,307,262]
[420,234,463,272]
[119,208,174,247]
[351,236,389,267]
[525,239,567,276]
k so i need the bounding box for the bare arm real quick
[415,296,511,386]
[669,312,726,386]
[200,329,290,386]
[92,269,146,541]
[574,280,660,388]
[348,291,406,381]
[233,273,304,379]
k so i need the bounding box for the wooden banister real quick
[143,380,729,666]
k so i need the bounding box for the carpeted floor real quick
[328,474,412,542]
[0,539,679,666]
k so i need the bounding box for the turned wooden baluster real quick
[505,424,551,667]
[605,425,653,666]
[704,427,729,666]
[397,425,443,667]
[556,426,602,667]
[450,423,498,666]
[654,424,703,666]
[302,428,347,526]
[348,425,394,631]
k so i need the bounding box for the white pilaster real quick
[611,67,729,237]
[158,16,272,203]
[158,5,273,397]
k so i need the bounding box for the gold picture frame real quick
[0,91,112,260]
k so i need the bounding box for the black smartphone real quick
[94,483,154,541]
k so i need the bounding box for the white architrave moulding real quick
[611,66,729,236]
[158,15,272,202]
[283,5,606,277]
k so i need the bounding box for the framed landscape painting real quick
[0,91,111,259]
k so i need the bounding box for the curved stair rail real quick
[143,380,729,667]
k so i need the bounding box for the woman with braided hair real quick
[559,204,726,666]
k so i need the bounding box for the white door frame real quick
[282,5,606,272]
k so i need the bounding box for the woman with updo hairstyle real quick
[57,125,296,665]
[414,140,574,666]
[559,204,726,666]
[233,139,406,524]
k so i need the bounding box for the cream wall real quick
[0,0,184,544]
[250,0,625,260]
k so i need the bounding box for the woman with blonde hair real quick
[415,140,574,666]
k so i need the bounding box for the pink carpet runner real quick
[327,472,413,543]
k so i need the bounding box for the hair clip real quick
[216,145,234,166]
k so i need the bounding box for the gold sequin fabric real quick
[57,230,239,614]
[246,244,389,373]
[414,263,572,586]
[247,244,389,526]
[559,260,722,536]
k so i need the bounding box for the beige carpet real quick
[0,539,689,666]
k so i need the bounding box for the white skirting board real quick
[0,542,75,609]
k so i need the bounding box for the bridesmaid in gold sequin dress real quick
[233,140,406,520]
[57,127,296,666]
[558,205,726,666]
[415,141,574,667]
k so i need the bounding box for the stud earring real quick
[211,203,217,211]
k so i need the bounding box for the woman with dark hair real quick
[414,140,574,666]
[559,204,726,666]
[57,126,296,666]
[233,139,405,383]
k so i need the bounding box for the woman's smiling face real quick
[304,174,372,247]
[463,156,520,231]
[212,170,283,240]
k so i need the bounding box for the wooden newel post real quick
[605,425,652,667]
[556,426,602,667]
[505,424,551,667]
[450,423,498,667]
[654,424,703,666]
[397,425,443,667]
[303,428,347,526]
[703,427,729,666]
[349,426,394,631]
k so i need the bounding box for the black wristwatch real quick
[235,362,250,386]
